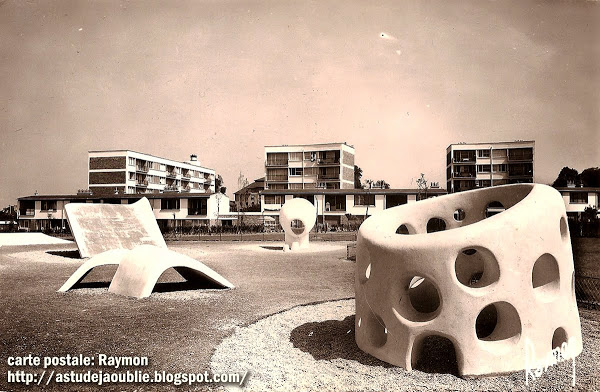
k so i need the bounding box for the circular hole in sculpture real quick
[455,247,500,288]
[552,327,568,350]
[485,201,505,218]
[290,219,305,235]
[532,253,560,300]
[476,302,521,342]
[408,276,440,314]
[364,312,387,348]
[453,209,466,222]
[560,217,568,241]
[396,224,410,235]
[426,218,446,233]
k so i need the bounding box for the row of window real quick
[267,151,342,165]
[127,157,212,178]
[263,194,376,206]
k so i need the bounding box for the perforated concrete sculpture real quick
[60,198,234,298]
[279,198,317,251]
[65,198,166,258]
[355,184,582,377]
[58,245,234,298]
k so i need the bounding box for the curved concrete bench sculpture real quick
[355,184,582,377]
[279,198,317,251]
[59,245,233,298]
[57,249,129,292]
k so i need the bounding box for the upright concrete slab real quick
[65,198,166,258]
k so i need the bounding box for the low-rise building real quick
[17,192,231,232]
[233,177,265,211]
[555,187,600,220]
[259,188,447,227]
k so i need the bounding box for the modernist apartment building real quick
[555,187,600,220]
[260,188,447,227]
[88,150,216,195]
[264,142,355,190]
[446,141,535,193]
[17,192,231,232]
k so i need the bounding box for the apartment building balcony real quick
[19,209,35,216]
[136,180,149,187]
[181,171,191,179]
[317,158,340,165]
[164,185,179,192]
[136,165,149,173]
[453,172,476,178]
[266,175,288,182]
[508,152,534,162]
[182,185,191,191]
[453,158,476,163]
[166,171,177,178]
[265,160,289,167]
[318,174,340,180]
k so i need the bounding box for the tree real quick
[552,167,580,187]
[580,167,600,187]
[215,174,226,194]
[354,165,363,189]
[237,172,249,191]
[416,173,428,201]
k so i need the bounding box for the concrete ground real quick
[0,240,598,391]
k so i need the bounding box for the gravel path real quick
[211,299,600,392]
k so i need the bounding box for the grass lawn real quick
[572,237,600,278]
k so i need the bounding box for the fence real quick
[575,275,600,308]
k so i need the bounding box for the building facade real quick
[556,187,600,219]
[264,143,355,190]
[88,150,216,195]
[446,141,535,193]
[260,188,446,227]
[17,193,231,232]
[233,177,265,211]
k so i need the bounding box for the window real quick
[264,195,285,205]
[478,149,490,158]
[294,194,314,204]
[570,193,588,204]
[289,152,302,161]
[268,184,288,190]
[354,194,375,206]
[325,195,346,211]
[40,201,57,211]
[304,151,317,161]
[160,199,180,210]
[492,149,507,158]
[129,172,136,180]
[128,157,135,166]
[289,183,303,189]
[289,168,303,176]
[160,164,166,171]
[493,164,507,172]
[477,165,491,173]
[188,198,207,215]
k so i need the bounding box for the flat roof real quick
[18,192,217,201]
[447,140,535,149]
[260,188,447,196]
[264,142,355,149]
[555,187,600,192]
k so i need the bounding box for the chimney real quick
[190,154,197,162]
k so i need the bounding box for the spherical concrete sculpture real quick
[355,184,582,377]
[279,198,317,251]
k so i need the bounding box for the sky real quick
[0,0,598,207]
